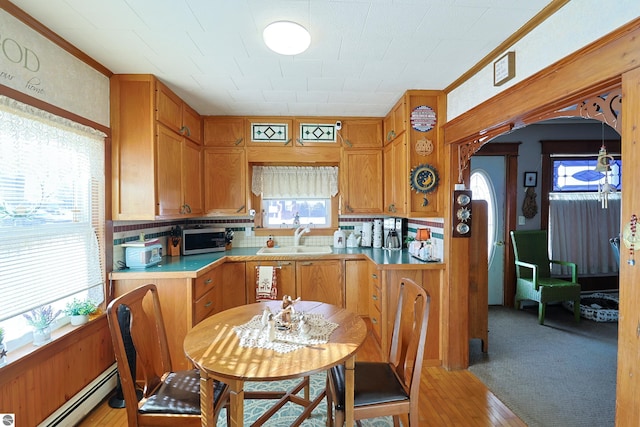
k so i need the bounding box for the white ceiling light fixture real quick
[263,21,311,55]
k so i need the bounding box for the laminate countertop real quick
[110,247,443,279]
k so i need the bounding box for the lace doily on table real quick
[233,313,338,354]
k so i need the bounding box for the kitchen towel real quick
[256,266,278,300]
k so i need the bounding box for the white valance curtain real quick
[549,192,621,276]
[252,166,338,198]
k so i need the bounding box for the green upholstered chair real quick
[510,230,581,325]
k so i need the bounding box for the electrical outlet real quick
[518,216,526,225]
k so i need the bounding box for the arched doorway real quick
[441,17,640,424]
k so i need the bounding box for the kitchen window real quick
[0,96,106,347]
[252,166,338,230]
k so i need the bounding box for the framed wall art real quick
[524,171,537,187]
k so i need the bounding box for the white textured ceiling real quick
[9,0,553,117]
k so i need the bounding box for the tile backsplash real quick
[112,216,445,270]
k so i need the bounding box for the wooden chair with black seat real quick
[106,284,230,426]
[326,277,430,427]
[510,230,581,325]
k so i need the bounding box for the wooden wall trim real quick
[0,0,113,77]
[444,17,640,145]
[0,83,111,135]
[444,0,571,94]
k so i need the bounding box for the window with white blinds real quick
[0,95,106,324]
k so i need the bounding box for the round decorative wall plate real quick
[415,138,434,156]
[410,164,439,194]
[410,105,437,132]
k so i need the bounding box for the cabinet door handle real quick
[300,261,312,266]
[204,278,213,285]
[386,130,395,141]
[371,273,378,279]
[284,139,292,146]
[180,126,191,137]
[372,294,378,301]
[236,205,245,213]
[345,204,354,213]
[235,137,243,146]
[388,204,396,213]
[371,317,378,324]
[278,261,292,266]
[204,301,213,308]
[296,138,304,146]
[344,139,353,148]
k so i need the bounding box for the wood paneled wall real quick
[0,317,115,426]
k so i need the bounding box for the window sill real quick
[0,314,107,371]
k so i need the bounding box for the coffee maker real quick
[383,218,407,249]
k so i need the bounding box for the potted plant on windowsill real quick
[23,305,61,346]
[65,298,98,326]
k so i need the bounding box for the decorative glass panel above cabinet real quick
[297,123,337,144]
[249,121,291,145]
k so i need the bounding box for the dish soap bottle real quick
[267,236,275,248]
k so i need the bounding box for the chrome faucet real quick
[294,225,310,246]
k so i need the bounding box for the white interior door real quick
[470,156,506,305]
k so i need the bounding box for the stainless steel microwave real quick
[182,227,226,255]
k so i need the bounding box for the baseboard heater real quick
[38,363,118,427]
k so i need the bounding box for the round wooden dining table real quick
[183,300,367,427]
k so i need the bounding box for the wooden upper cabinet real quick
[111,74,203,220]
[203,117,245,147]
[383,134,407,215]
[182,104,203,144]
[203,148,247,215]
[183,139,204,215]
[341,119,382,148]
[383,98,407,144]
[156,80,202,144]
[342,149,383,214]
[156,124,184,217]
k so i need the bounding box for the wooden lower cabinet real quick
[245,261,296,303]
[111,262,247,370]
[382,268,442,365]
[296,260,344,307]
[221,262,247,310]
[111,259,441,370]
[369,265,383,347]
[245,260,345,308]
[345,259,370,316]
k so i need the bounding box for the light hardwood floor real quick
[78,324,525,426]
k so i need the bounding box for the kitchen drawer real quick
[194,288,217,325]
[371,285,382,312]
[370,313,382,341]
[194,268,221,300]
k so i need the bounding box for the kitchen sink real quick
[256,245,333,255]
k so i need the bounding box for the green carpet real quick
[215,372,395,426]
[469,304,618,427]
